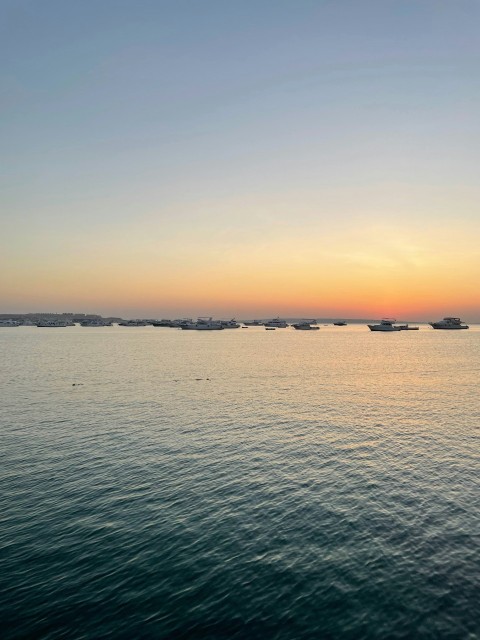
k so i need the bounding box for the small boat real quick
[396,324,419,331]
[333,321,347,326]
[429,317,469,330]
[265,327,276,330]
[367,318,401,332]
[292,322,320,330]
[243,320,263,326]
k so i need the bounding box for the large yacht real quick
[181,317,224,330]
[264,318,288,328]
[430,317,469,330]
[367,318,401,332]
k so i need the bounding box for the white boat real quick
[264,317,288,328]
[219,319,241,329]
[430,317,469,330]
[181,317,224,330]
[243,320,263,326]
[292,322,320,330]
[367,318,401,332]
[0,319,21,327]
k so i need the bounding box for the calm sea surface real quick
[1,325,479,639]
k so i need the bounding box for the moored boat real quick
[429,317,469,330]
[150,319,173,327]
[118,320,148,326]
[292,322,320,330]
[80,319,112,327]
[181,317,224,330]
[0,319,21,327]
[36,320,70,328]
[264,317,288,328]
[367,318,401,332]
[219,319,241,329]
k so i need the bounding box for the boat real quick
[80,319,112,327]
[166,318,194,328]
[118,320,148,326]
[264,317,288,328]
[36,320,70,328]
[180,317,224,330]
[367,318,401,332]
[430,317,469,330]
[219,319,241,329]
[243,320,263,326]
[333,321,347,326]
[150,319,172,327]
[0,319,21,327]
[265,327,276,330]
[396,324,419,331]
[292,322,320,330]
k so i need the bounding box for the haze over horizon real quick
[2,1,479,321]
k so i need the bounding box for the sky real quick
[1,0,479,320]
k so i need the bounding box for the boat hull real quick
[293,326,320,330]
[430,325,469,329]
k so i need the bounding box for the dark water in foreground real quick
[1,325,479,639]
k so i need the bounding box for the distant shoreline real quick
[0,312,468,325]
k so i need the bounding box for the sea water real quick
[1,325,479,639]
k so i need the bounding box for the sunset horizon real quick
[2,2,478,639]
